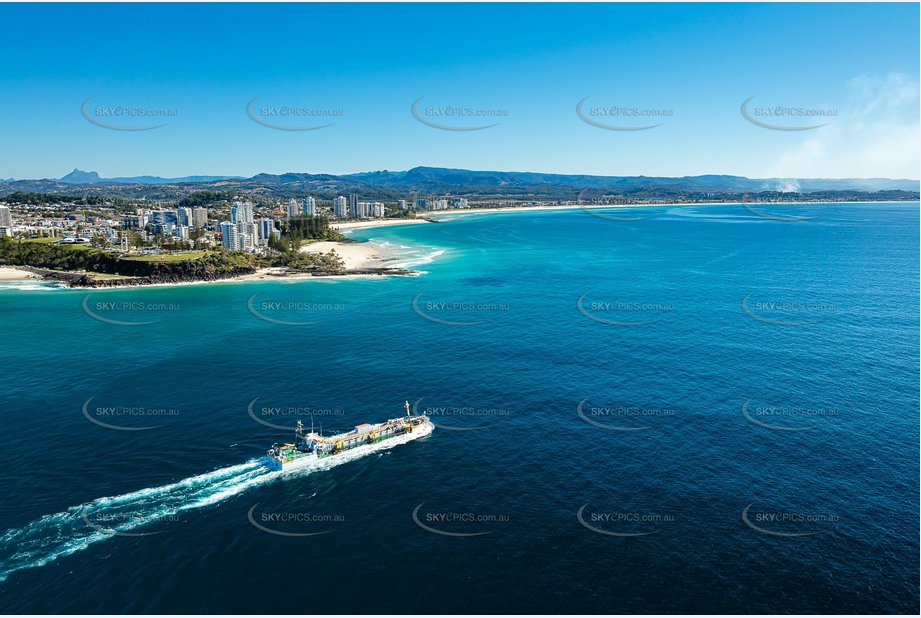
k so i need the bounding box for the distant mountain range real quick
[335,167,918,193]
[57,168,244,185]
[0,166,917,201]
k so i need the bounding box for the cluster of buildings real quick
[331,196,385,219]
[0,192,480,253]
[287,197,317,218]
[300,196,471,218]
[0,203,129,245]
[407,197,469,211]
[121,206,209,238]
[219,201,280,251]
[273,195,389,220]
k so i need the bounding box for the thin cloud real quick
[766,73,920,179]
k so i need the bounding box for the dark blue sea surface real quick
[0,203,917,614]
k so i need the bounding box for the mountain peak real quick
[60,169,101,184]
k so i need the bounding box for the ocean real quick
[0,202,917,614]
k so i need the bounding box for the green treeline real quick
[177,191,230,207]
[1,192,131,206]
[263,216,345,269]
[0,238,260,276]
[0,236,346,276]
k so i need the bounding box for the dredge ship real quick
[265,401,433,471]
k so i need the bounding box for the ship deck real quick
[270,415,429,464]
[311,419,405,444]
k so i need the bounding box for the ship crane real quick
[404,400,413,432]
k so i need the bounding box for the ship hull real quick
[264,420,433,472]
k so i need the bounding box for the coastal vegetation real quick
[0,235,347,285]
[122,251,209,262]
[266,215,346,270]
[0,236,258,274]
[177,191,231,207]
[0,192,130,206]
[276,215,345,244]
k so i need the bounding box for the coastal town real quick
[0,194,471,256]
[0,176,915,288]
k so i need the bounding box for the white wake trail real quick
[0,429,431,583]
[0,461,273,583]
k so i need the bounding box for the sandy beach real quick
[333,200,897,226]
[7,200,880,289]
[332,219,431,231]
[300,240,386,269]
[424,202,709,218]
[418,199,874,219]
[0,267,41,281]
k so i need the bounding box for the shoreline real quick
[4,200,914,290]
[325,199,917,230]
[422,199,916,219]
[332,219,432,231]
[10,264,418,289]
[0,267,43,281]
[300,240,387,269]
[233,266,419,284]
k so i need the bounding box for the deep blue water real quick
[0,203,917,614]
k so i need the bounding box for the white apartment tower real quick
[334,196,348,218]
[192,207,208,228]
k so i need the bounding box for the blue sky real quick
[0,2,917,180]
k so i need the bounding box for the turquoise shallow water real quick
[0,202,917,613]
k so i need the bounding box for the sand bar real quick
[332,219,431,231]
[0,267,41,281]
